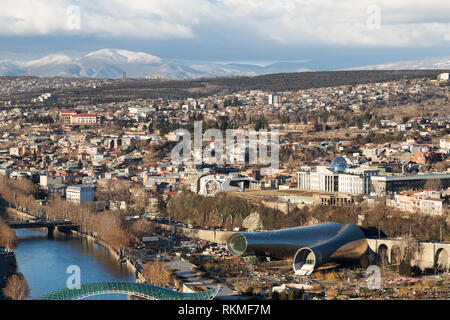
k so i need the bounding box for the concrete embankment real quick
[157,223,234,245]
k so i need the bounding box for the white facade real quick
[40,175,64,187]
[388,191,445,215]
[66,184,96,204]
[128,106,155,114]
[298,167,338,193]
[338,174,367,195]
[419,198,444,215]
[298,167,379,195]
[269,93,281,105]
[198,174,257,196]
[70,115,100,125]
[440,137,450,153]
[338,168,379,195]
[438,73,449,81]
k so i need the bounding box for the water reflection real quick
[14,229,136,300]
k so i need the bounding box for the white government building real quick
[298,166,379,195]
[297,157,380,195]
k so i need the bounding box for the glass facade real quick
[331,156,348,172]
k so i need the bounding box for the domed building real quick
[330,156,349,172]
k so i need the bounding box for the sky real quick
[0,0,449,69]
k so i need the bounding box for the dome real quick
[331,156,348,172]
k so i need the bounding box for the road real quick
[165,256,236,298]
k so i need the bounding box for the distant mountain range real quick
[348,56,450,71]
[0,49,448,79]
[0,48,311,79]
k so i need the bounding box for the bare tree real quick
[93,211,132,251]
[397,236,422,268]
[424,178,443,191]
[2,274,30,300]
[431,162,447,173]
[143,260,174,287]
[0,223,17,250]
[129,220,156,240]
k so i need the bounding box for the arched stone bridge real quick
[36,282,220,300]
[367,239,450,271]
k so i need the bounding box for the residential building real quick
[70,114,101,125]
[66,184,96,204]
[387,190,446,215]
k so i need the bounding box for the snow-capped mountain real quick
[349,56,450,71]
[83,49,162,65]
[1,49,448,79]
[0,49,312,79]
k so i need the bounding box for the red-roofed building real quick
[413,151,446,165]
[59,110,101,125]
[60,110,78,124]
[387,190,447,215]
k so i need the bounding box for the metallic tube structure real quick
[293,224,368,275]
[227,222,343,259]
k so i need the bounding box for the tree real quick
[325,289,338,299]
[399,259,412,277]
[2,274,30,300]
[288,289,296,300]
[271,291,279,300]
[325,271,338,282]
[143,260,174,287]
[93,211,132,251]
[157,196,168,213]
[0,223,17,250]
[399,286,410,299]
[356,117,364,130]
[431,162,447,172]
[130,220,156,239]
[424,179,443,191]
[279,290,288,300]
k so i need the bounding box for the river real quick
[13,229,136,300]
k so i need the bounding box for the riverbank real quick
[6,208,36,221]
[0,208,23,300]
[7,207,144,286]
[68,229,145,283]
[0,254,17,299]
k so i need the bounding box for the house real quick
[387,190,446,215]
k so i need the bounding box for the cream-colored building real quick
[387,190,445,215]
[297,167,379,195]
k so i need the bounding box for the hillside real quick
[61,70,449,101]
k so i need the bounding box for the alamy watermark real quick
[171,121,280,169]
[365,265,382,290]
[66,265,81,290]
[366,4,381,30]
[67,5,81,31]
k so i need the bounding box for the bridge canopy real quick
[36,282,220,300]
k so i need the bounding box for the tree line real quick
[0,176,135,251]
[166,190,448,241]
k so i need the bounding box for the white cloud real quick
[215,0,450,46]
[0,0,448,46]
